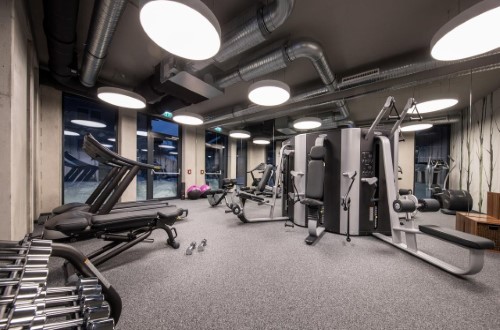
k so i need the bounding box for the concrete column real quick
[398,132,415,191]
[0,0,39,239]
[36,86,62,215]
[246,143,266,184]
[118,108,137,202]
[182,126,206,193]
[228,139,237,179]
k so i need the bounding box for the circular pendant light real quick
[71,119,106,128]
[173,112,204,125]
[229,130,251,139]
[401,121,433,132]
[248,80,291,106]
[415,98,458,113]
[431,0,500,60]
[253,137,270,145]
[137,130,148,136]
[140,0,221,60]
[97,87,146,109]
[64,130,80,136]
[293,117,322,130]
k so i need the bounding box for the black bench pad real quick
[45,211,91,231]
[300,198,323,207]
[53,202,90,214]
[205,189,225,196]
[419,225,495,249]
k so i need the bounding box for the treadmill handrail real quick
[84,133,160,170]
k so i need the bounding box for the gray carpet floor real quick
[48,199,500,330]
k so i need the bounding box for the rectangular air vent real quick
[341,68,380,85]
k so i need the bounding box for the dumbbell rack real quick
[1,236,121,329]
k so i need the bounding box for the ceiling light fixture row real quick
[252,137,270,145]
[229,130,251,139]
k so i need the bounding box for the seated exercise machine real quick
[205,178,238,210]
[364,97,494,275]
[36,134,187,268]
[235,144,292,223]
[301,137,326,245]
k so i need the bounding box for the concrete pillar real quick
[399,132,415,191]
[0,0,39,239]
[182,126,206,194]
[36,86,62,215]
[228,139,237,179]
[247,143,266,184]
[118,108,137,202]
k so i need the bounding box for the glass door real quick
[205,131,228,189]
[150,134,180,198]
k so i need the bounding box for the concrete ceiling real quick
[28,0,500,135]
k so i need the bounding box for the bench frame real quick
[373,135,488,276]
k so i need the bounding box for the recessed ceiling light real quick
[415,98,459,113]
[71,119,106,128]
[401,121,433,132]
[137,130,148,137]
[253,137,270,145]
[248,80,290,106]
[431,0,500,60]
[229,130,251,139]
[64,130,80,136]
[108,138,116,142]
[140,0,221,60]
[97,87,146,109]
[158,144,175,149]
[293,117,322,130]
[173,112,204,125]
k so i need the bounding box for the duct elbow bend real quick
[263,0,296,32]
[286,39,324,61]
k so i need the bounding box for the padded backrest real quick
[305,146,325,200]
[257,164,273,192]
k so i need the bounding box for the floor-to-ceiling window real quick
[137,114,181,200]
[62,94,117,203]
[236,140,247,186]
[413,125,451,198]
[205,131,228,189]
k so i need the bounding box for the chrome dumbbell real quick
[186,241,197,255]
[197,239,207,252]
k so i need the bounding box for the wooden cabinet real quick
[456,212,500,251]
[487,192,500,219]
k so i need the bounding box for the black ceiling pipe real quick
[149,96,191,115]
[43,0,79,85]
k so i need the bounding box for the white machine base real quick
[372,232,485,275]
[305,220,325,245]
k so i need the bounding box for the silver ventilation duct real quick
[80,0,127,87]
[189,0,295,72]
[215,39,335,89]
[203,50,500,128]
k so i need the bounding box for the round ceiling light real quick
[71,119,106,128]
[64,130,80,136]
[293,117,322,130]
[101,144,113,148]
[248,80,291,106]
[253,137,270,145]
[431,0,500,60]
[173,112,204,125]
[415,98,459,113]
[137,130,148,137]
[401,121,434,132]
[108,138,116,142]
[159,144,175,149]
[229,130,251,139]
[170,151,178,155]
[140,0,221,60]
[97,87,146,109]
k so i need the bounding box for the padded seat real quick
[300,198,324,207]
[53,203,90,214]
[238,191,265,203]
[419,225,495,249]
[45,210,91,232]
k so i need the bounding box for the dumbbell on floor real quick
[186,242,196,255]
[197,239,207,252]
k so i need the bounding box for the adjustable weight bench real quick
[43,207,187,267]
